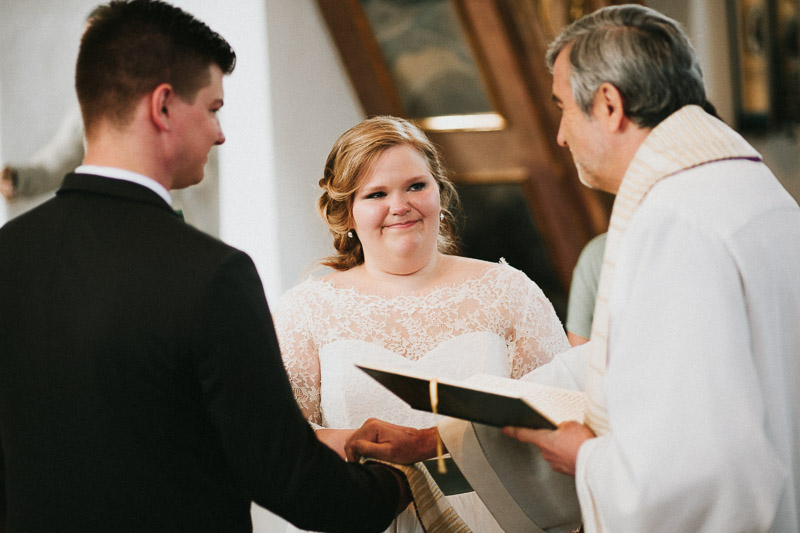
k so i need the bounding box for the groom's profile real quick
[0,1,408,531]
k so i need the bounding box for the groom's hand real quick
[345,418,439,464]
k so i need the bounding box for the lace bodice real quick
[274,261,569,428]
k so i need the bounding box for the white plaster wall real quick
[183,0,283,301]
[265,0,364,292]
[0,0,88,218]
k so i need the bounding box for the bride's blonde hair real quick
[318,116,460,271]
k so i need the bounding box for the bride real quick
[274,116,569,532]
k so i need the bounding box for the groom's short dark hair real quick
[75,0,236,135]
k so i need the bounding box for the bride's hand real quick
[345,418,440,464]
[314,428,356,460]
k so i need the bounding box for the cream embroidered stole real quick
[366,459,472,532]
[583,105,761,435]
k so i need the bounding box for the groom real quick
[0,1,408,531]
[346,5,800,532]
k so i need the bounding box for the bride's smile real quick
[383,219,420,230]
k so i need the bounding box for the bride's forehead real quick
[357,152,432,187]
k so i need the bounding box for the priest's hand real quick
[502,421,595,476]
[345,418,439,464]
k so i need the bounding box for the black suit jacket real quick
[0,173,399,532]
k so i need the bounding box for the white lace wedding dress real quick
[274,260,569,532]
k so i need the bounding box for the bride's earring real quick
[439,212,444,221]
[347,230,354,238]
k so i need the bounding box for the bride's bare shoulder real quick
[320,265,365,288]
[442,255,501,277]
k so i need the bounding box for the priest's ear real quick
[592,82,626,133]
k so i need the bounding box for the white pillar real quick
[688,0,735,124]
[176,0,281,303]
[265,0,364,295]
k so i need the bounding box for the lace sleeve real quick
[273,283,322,426]
[501,265,570,378]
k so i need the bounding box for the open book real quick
[358,364,585,429]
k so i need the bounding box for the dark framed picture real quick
[728,0,800,130]
[728,0,775,130]
[775,0,800,125]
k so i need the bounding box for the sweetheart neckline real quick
[317,331,509,364]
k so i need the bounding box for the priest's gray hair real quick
[546,4,706,128]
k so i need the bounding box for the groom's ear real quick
[150,83,174,132]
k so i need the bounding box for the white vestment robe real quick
[444,107,800,532]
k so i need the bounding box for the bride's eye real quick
[364,191,386,199]
[409,182,426,191]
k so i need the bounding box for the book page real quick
[463,374,585,425]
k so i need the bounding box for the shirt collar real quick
[75,165,172,206]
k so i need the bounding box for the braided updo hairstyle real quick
[318,116,460,271]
